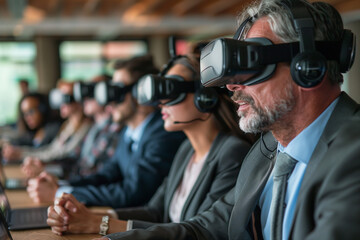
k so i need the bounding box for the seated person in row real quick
[23,75,122,180]
[2,92,62,162]
[46,54,254,236]
[26,55,186,208]
[3,81,92,172]
[71,76,123,178]
[89,0,360,239]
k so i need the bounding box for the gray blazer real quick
[106,92,360,240]
[114,132,251,229]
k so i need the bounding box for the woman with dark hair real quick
[2,92,62,161]
[46,55,255,237]
[18,80,93,178]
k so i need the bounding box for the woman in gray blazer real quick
[46,55,254,236]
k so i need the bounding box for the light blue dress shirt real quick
[123,111,155,152]
[259,98,339,240]
[56,112,155,198]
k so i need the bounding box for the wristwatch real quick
[99,215,109,235]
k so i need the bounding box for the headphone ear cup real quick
[339,29,355,73]
[290,51,327,88]
[38,103,47,114]
[194,87,218,113]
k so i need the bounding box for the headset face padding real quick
[194,87,219,113]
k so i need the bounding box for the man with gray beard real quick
[94,0,360,239]
[231,82,295,134]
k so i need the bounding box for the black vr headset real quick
[200,0,356,88]
[94,81,134,105]
[49,89,75,109]
[135,73,219,112]
[73,82,96,102]
[135,74,197,106]
[135,37,220,112]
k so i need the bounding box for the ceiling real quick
[0,0,359,39]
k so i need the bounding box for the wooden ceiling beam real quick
[82,0,101,16]
[62,0,86,17]
[121,0,165,22]
[142,0,179,17]
[0,0,10,18]
[111,0,139,16]
[172,0,203,16]
[121,0,161,17]
[141,0,169,15]
[46,0,62,17]
[203,0,247,16]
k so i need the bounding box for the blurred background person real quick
[18,78,30,96]
[25,55,186,207]
[2,92,62,162]
[13,80,92,178]
[71,75,123,177]
[23,74,123,184]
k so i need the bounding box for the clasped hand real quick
[47,193,103,236]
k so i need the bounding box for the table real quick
[3,165,106,240]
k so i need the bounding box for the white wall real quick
[342,20,360,103]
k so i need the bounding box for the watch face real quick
[99,216,109,235]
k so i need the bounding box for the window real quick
[0,42,37,125]
[59,40,148,81]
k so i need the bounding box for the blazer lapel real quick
[229,132,277,240]
[179,133,224,220]
[290,92,360,236]
[164,146,194,220]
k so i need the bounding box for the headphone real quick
[283,0,355,88]
[37,102,48,114]
[161,56,219,112]
[194,84,219,113]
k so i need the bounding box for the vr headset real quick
[73,82,96,102]
[200,37,354,87]
[135,74,197,106]
[94,81,134,105]
[49,89,75,109]
[200,3,356,88]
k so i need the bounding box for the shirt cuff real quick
[126,220,133,230]
[106,209,118,219]
[55,185,74,198]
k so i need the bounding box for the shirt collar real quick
[95,116,110,129]
[124,111,155,144]
[278,97,339,164]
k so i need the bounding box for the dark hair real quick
[114,55,159,85]
[18,92,52,133]
[19,78,29,86]
[191,41,210,62]
[238,0,345,84]
[90,74,112,83]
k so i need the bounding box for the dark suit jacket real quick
[11,121,62,147]
[69,111,186,209]
[106,92,360,240]
[114,132,251,229]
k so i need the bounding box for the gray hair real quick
[237,0,344,85]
